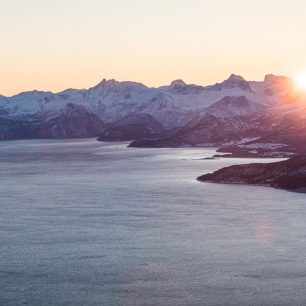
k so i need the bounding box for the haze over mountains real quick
[1,74,306,157]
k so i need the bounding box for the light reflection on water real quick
[0,139,305,306]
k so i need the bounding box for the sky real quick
[1,0,306,96]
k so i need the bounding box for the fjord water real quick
[0,139,306,306]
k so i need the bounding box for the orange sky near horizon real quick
[1,0,306,96]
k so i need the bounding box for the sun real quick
[294,75,306,90]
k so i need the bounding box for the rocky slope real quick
[37,103,105,138]
[197,155,306,193]
[130,93,306,156]
[214,106,306,157]
[204,96,264,118]
[97,113,167,141]
[0,103,105,140]
[0,116,37,140]
[129,114,264,148]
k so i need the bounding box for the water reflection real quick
[254,219,279,246]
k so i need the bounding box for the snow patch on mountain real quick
[0,74,296,128]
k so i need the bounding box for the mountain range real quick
[1,74,306,158]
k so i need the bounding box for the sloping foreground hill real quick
[197,155,306,193]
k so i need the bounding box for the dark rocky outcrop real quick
[197,155,306,193]
[214,145,294,158]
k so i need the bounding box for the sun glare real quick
[294,75,306,90]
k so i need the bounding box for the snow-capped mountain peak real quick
[92,79,148,90]
[207,74,252,92]
[0,74,296,135]
[228,74,246,81]
[263,74,292,85]
[170,79,187,88]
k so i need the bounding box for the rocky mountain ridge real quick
[0,74,304,141]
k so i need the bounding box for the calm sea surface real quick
[0,139,306,306]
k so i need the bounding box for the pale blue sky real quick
[1,0,306,95]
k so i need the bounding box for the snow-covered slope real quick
[0,74,302,140]
[203,96,265,118]
[0,74,283,128]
